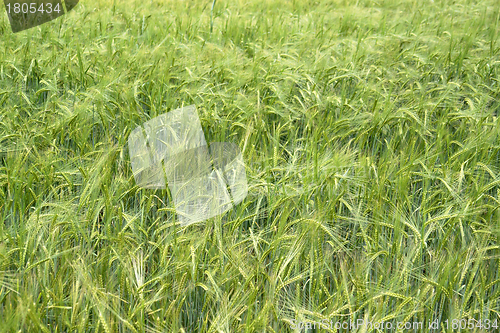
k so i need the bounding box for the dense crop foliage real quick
[1,0,500,331]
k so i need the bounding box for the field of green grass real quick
[1,0,500,331]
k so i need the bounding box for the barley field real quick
[1,0,500,332]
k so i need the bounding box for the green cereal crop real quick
[1,0,500,331]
